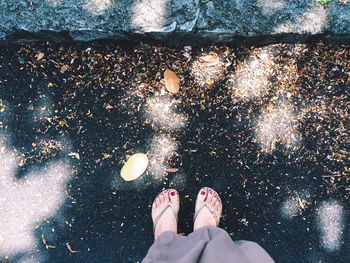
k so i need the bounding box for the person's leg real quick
[185,227,275,263]
[142,231,206,263]
[191,188,274,263]
[143,188,275,263]
[143,189,206,263]
[237,240,275,263]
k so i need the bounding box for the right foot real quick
[193,187,222,231]
[152,189,179,239]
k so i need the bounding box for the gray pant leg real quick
[192,227,274,263]
[142,227,275,263]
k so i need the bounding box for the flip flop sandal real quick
[152,189,179,235]
[193,187,222,227]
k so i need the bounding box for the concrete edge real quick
[1,30,350,47]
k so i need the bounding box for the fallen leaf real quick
[36,52,45,61]
[66,242,77,253]
[121,153,148,181]
[198,54,220,66]
[166,168,178,173]
[298,197,306,210]
[68,152,80,160]
[104,104,114,110]
[60,65,68,73]
[164,69,180,94]
[59,120,67,127]
[102,152,111,159]
[47,82,54,88]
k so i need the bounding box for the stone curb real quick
[0,0,349,45]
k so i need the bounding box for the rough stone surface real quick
[0,0,350,43]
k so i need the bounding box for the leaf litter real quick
[3,41,349,261]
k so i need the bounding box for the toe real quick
[197,187,208,204]
[207,192,214,204]
[164,190,170,203]
[159,192,165,203]
[156,196,161,206]
[215,202,221,211]
[169,189,179,209]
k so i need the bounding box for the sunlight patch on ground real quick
[0,141,70,258]
[254,99,301,153]
[131,0,170,32]
[190,58,225,87]
[144,95,187,131]
[148,133,178,178]
[280,190,310,220]
[257,0,285,14]
[228,49,275,101]
[17,254,46,263]
[84,0,115,15]
[274,5,327,34]
[316,200,345,252]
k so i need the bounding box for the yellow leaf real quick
[206,79,214,86]
[47,82,54,88]
[36,52,45,61]
[59,120,67,127]
[103,152,111,159]
[121,153,148,181]
[164,69,180,94]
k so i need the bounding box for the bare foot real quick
[152,189,179,239]
[194,187,222,231]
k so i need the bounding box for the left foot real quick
[193,187,222,231]
[152,189,179,239]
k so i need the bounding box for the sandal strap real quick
[206,187,222,205]
[193,202,220,226]
[153,203,178,234]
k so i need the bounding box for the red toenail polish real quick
[170,191,176,196]
[201,191,206,195]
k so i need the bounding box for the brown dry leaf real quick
[198,54,220,66]
[104,104,114,110]
[60,65,68,73]
[164,69,180,94]
[36,52,45,61]
[166,168,178,173]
